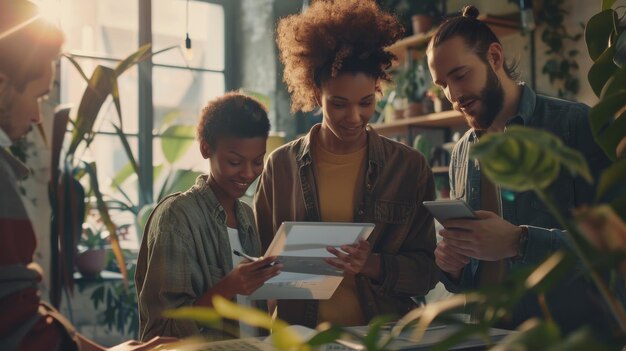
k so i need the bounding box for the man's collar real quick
[0,128,12,148]
[512,83,536,126]
[470,83,535,141]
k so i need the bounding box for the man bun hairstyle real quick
[197,91,270,149]
[462,4,480,19]
[276,0,404,113]
[428,5,519,80]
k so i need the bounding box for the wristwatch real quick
[515,226,529,261]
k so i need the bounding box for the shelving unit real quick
[387,13,519,66]
[370,110,464,138]
[373,11,521,199]
[431,166,449,174]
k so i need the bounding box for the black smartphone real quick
[422,199,478,222]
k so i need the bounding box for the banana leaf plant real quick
[48,43,177,307]
[107,122,202,235]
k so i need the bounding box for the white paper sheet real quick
[248,222,374,300]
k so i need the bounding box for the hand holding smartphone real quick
[423,199,478,223]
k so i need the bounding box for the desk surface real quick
[156,324,513,351]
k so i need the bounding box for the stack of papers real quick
[248,222,374,300]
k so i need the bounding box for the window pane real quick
[152,0,224,70]
[60,57,140,134]
[76,134,141,249]
[153,67,225,131]
[59,0,138,58]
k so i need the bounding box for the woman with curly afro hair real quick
[254,0,438,327]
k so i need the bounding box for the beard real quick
[461,64,504,131]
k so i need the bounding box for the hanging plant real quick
[536,0,583,99]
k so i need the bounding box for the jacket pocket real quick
[374,199,414,224]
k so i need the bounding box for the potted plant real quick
[379,0,443,36]
[49,43,178,306]
[75,218,108,278]
[426,82,452,113]
[400,58,430,117]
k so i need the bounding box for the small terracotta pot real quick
[404,102,423,117]
[76,249,107,278]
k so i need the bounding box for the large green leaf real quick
[61,53,90,83]
[50,107,71,181]
[615,31,626,67]
[525,251,568,292]
[114,43,152,77]
[585,10,616,61]
[602,0,617,10]
[212,295,275,330]
[490,320,561,351]
[600,65,626,98]
[596,158,626,202]
[158,169,202,201]
[588,45,619,97]
[469,126,592,192]
[112,124,140,178]
[305,326,345,347]
[589,91,626,161]
[108,73,123,131]
[160,124,196,165]
[82,162,127,285]
[551,326,616,351]
[68,66,116,156]
[162,306,221,327]
[111,162,136,188]
[136,203,155,234]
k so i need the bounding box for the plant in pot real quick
[75,217,109,279]
[49,43,178,307]
[379,0,443,36]
[400,58,430,117]
[426,82,452,113]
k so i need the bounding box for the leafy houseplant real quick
[75,220,108,278]
[400,57,431,117]
[379,0,443,35]
[49,44,177,307]
[427,82,452,113]
[109,122,202,234]
[88,262,140,339]
[536,0,584,99]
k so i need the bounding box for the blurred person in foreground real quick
[0,1,174,349]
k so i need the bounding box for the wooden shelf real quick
[370,110,465,137]
[387,13,519,66]
[432,166,449,174]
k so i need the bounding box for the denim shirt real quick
[443,84,621,334]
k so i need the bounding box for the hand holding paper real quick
[248,222,375,300]
[325,239,371,275]
[223,256,282,296]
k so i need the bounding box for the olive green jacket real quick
[136,175,262,340]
